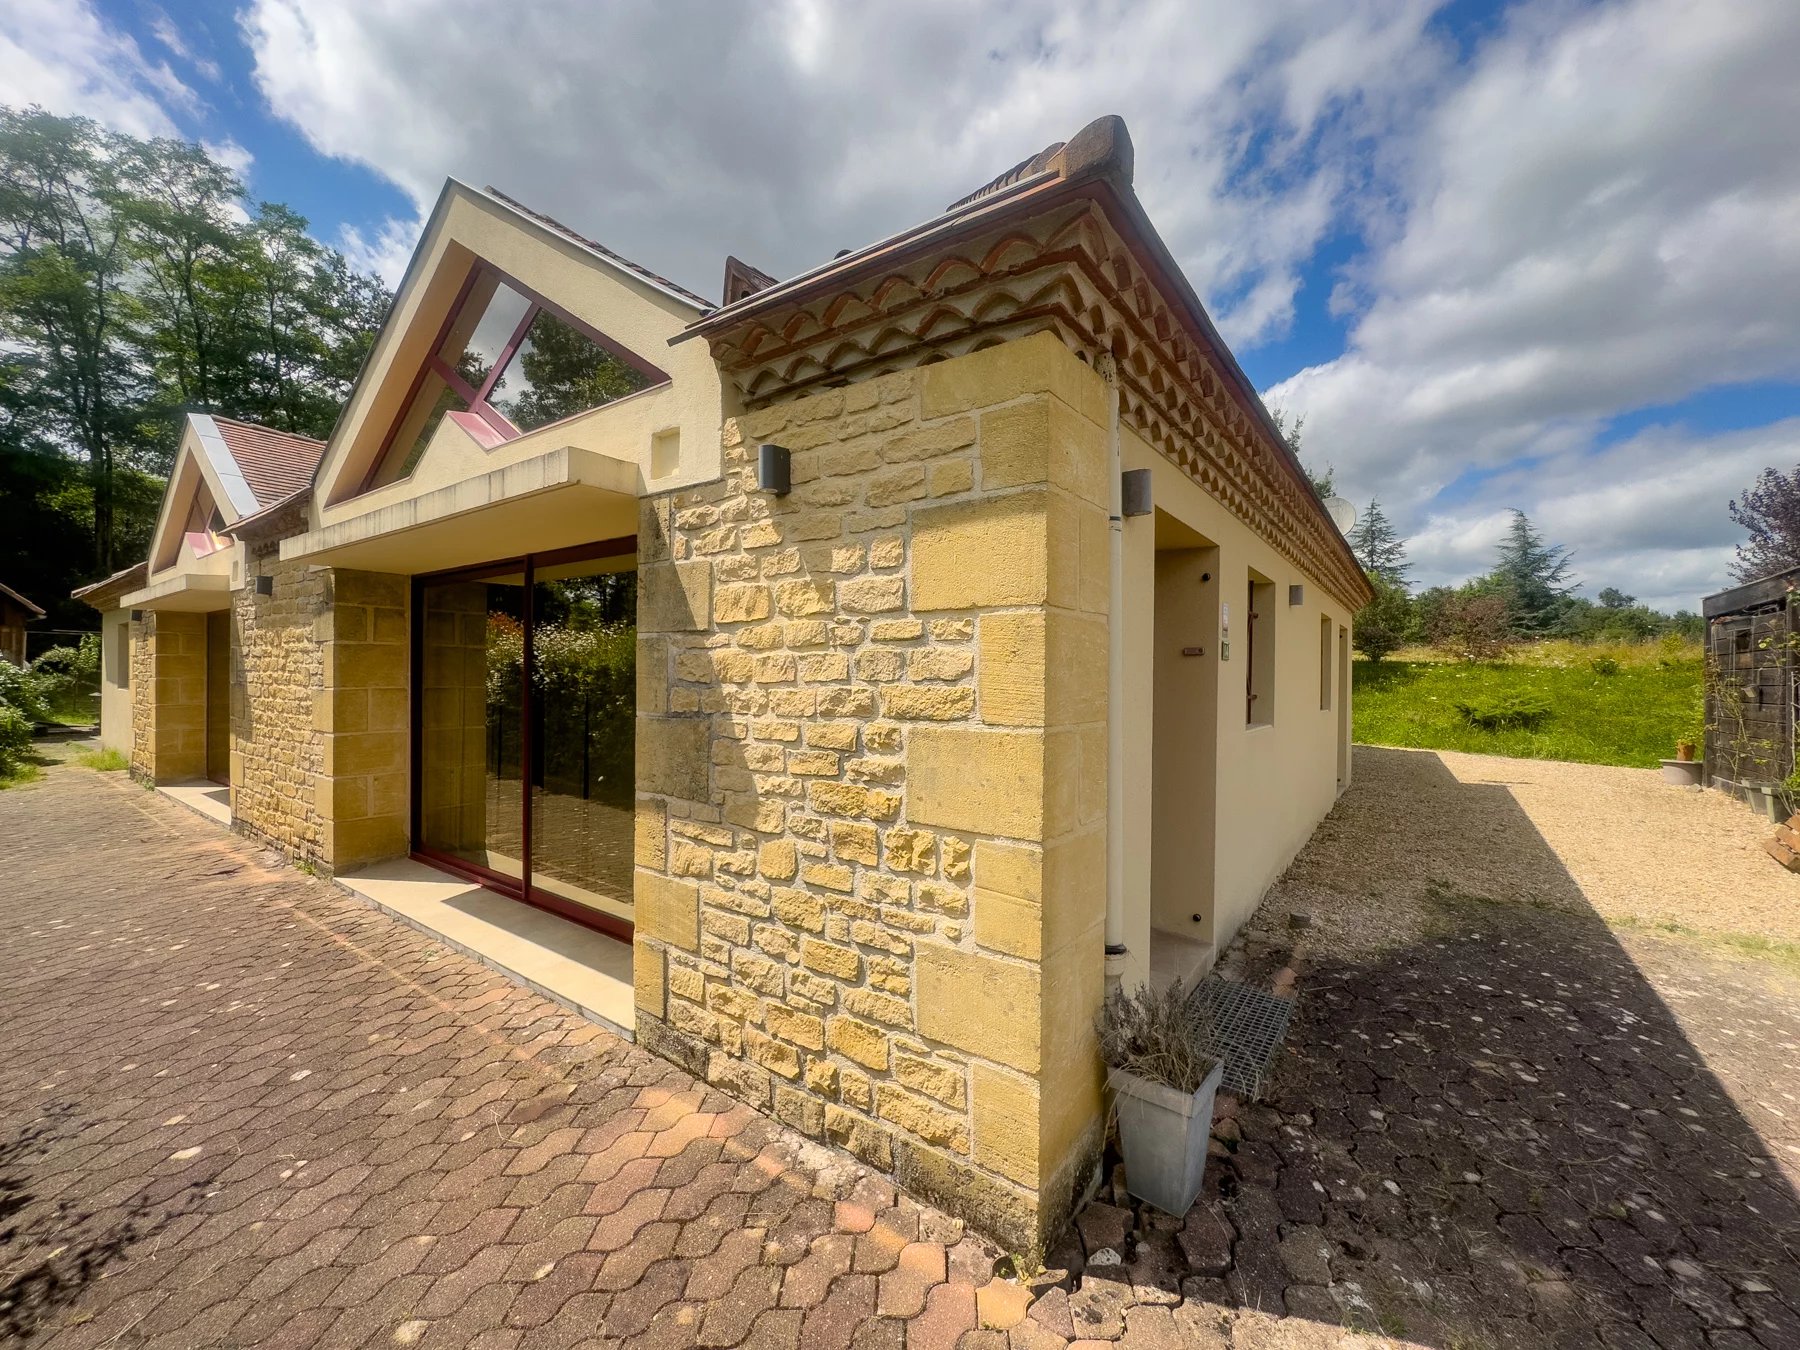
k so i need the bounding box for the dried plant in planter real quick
[1098,982,1226,1214]
[1096,982,1218,1093]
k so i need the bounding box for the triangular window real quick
[362,264,665,493]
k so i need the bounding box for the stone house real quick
[78,116,1370,1254]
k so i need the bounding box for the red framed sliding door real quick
[411,538,637,941]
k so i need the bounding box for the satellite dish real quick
[1324,496,1358,535]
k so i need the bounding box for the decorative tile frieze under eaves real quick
[701,200,1371,612]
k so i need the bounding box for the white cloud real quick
[1403,418,1800,612]
[204,138,255,179]
[337,214,425,289]
[148,8,223,84]
[1268,0,1800,573]
[0,0,197,137]
[238,0,1448,340]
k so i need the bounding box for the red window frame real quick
[409,536,640,944]
[355,262,672,497]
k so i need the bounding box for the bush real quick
[28,635,100,724]
[0,702,31,778]
[1354,575,1412,664]
[1589,656,1620,676]
[1455,692,1553,731]
[1428,591,1514,661]
[0,661,52,724]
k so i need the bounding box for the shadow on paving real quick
[0,1104,210,1342]
[1051,747,1800,1349]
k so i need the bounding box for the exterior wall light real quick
[759,444,792,496]
[1121,468,1153,517]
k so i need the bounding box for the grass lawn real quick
[1353,639,1702,768]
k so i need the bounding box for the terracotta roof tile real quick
[208,417,326,509]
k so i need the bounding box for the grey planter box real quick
[1108,1059,1225,1216]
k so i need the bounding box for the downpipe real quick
[1099,352,1127,992]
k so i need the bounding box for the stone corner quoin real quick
[632,338,1113,1257]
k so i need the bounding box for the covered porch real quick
[278,439,649,1024]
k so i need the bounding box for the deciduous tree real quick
[1728,465,1800,582]
[1354,574,1412,663]
[0,105,390,610]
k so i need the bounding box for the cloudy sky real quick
[6,0,1798,611]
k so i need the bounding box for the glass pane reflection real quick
[417,577,525,881]
[529,563,636,923]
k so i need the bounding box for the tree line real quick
[1349,505,1703,662]
[0,107,391,627]
[1274,412,1704,662]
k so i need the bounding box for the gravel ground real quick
[1276,745,1800,949]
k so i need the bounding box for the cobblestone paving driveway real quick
[0,770,999,1349]
[3,755,1799,1349]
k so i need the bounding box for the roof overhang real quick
[120,570,234,613]
[279,445,639,575]
[0,581,46,617]
[72,562,149,611]
[1702,569,1799,619]
[680,113,1372,611]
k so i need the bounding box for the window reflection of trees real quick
[484,573,636,809]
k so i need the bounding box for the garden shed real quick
[1702,567,1800,794]
[0,583,44,667]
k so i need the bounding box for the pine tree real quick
[1347,497,1409,585]
[1491,509,1574,633]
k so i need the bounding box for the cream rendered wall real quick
[1116,418,1355,963]
[310,187,727,535]
[97,607,132,754]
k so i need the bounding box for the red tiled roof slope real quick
[210,417,326,509]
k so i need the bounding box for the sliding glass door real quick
[413,539,635,938]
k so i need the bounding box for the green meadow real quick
[1352,638,1703,768]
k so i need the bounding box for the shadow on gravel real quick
[1059,747,1800,1348]
[0,1104,207,1342]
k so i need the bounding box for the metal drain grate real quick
[1187,977,1295,1098]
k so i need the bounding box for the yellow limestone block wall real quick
[129,613,154,774]
[231,556,330,866]
[632,333,1110,1256]
[317,569,411,874]
[129,610,208,782]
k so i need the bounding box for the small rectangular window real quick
[1247,573,1275,727]
[115,618,131,689]
[1320,614,1332,710]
